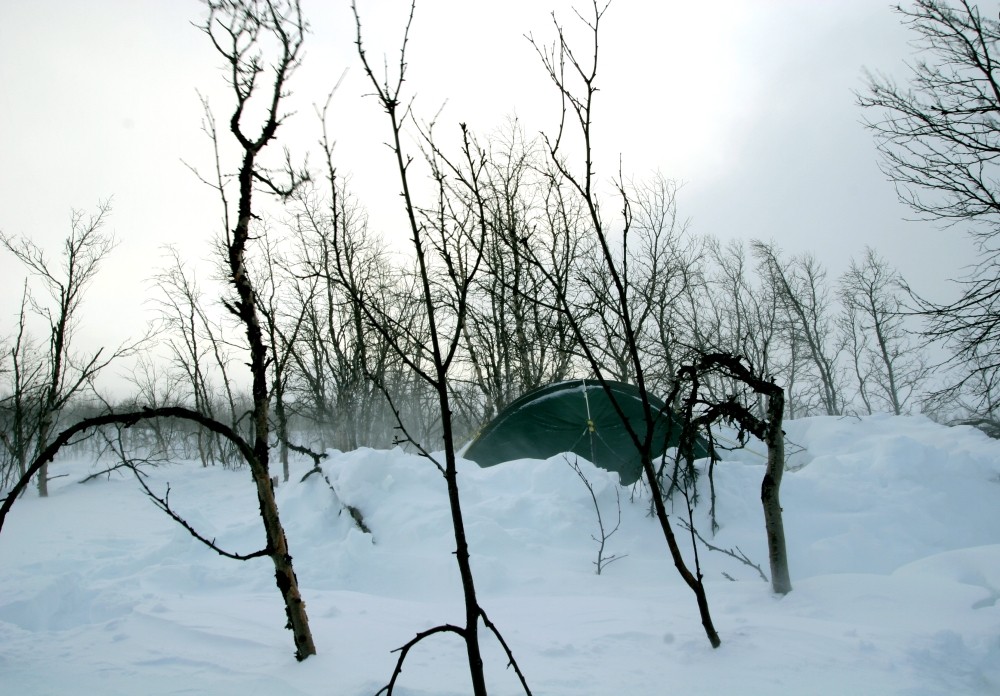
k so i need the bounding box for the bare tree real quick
[671,353,791,595]
[839,293,875,414]
[697,239,784,416]
[565,174,702,395]
[353,3,532,693]
[753,241,843,416]
[528,0,721,648]
[566,456,627,575]
[0,202,134,496]
[151,246,242,466]
[0,284,46,488]
[251,223,313,481]
[625,173,704,396]
[926,351,1000,434]
[859,0,1000,417]
[289,112,405,452]
[120,352,185,457]
[1,0,318,662]
[195,0,316,660]
[456,119,582,425]
[838,247,929,415]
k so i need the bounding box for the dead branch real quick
[678,518,769,583]
[479,608,534,696]
[375,624,467,696]
[131,470,270,561]
[566,456,627,574]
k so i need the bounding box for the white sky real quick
[0,0,971,373]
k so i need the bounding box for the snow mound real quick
[2,414,999,695]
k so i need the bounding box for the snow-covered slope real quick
[1,414,999,695]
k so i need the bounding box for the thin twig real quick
[566,456,626,574]
[128,464,269,561]
[678,518,769,583]
[479,608,534,696]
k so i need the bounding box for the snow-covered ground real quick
[2,413,999,695]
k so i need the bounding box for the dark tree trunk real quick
[761,389,791,594]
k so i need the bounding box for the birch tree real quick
[1,203,129,496]
[860,0,1000,417]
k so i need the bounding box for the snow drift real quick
[1,414,999,695]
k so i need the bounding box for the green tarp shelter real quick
[463,379,710,485]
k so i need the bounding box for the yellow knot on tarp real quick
[587,419,595,432]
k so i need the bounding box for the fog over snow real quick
[2,414,999,695]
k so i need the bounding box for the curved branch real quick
[0,406,256,534]
[130,470,270,561]
[375,624,467,696]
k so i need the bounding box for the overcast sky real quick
[0,0,974,369]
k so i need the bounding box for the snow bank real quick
[1,414,999,694]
